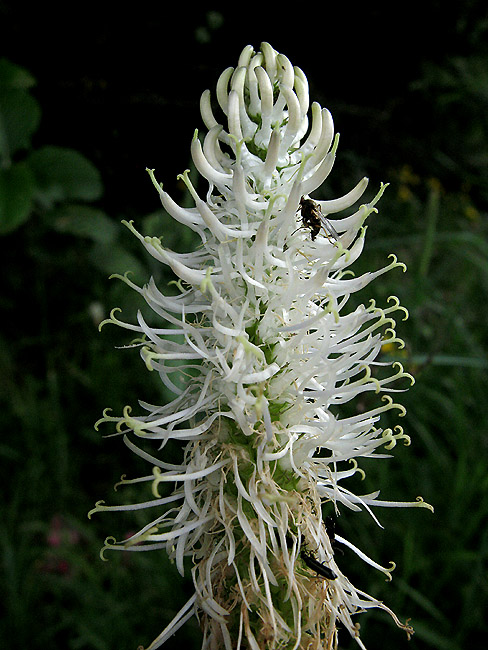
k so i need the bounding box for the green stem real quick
[418,184,440,280]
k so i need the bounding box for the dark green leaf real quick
[88,241,146,281]
[0,162,35,233]
[27,146,103,207]
[0,58,36,89]
[49,204,118,244]
[0,89,41,162]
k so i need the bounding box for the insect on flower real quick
[300,548,338,580]
[325,515,336,546]
[299,196,340,241]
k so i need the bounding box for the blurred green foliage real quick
[1,16,488,650]
[0,56,199,650]
[0,59,103,233]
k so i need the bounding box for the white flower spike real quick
[90,43,432,650]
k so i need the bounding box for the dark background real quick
[1,2,487,650]
[2,1,485,214]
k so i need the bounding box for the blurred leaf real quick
[0,58,36,89]
[141,210,166,237]
[49,204,118,244]
[0,161,35,233]
[409,620,460,650]
[0,87,41,163]
[410,354,488,369]
[27,146,103,207]
[88,241,147,281]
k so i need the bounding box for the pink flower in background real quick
[40,515,80,576]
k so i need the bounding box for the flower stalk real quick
[90,42,432,650]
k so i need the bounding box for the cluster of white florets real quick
[90,42,431,650]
